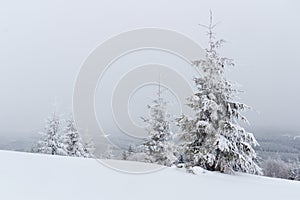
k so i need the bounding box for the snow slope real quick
[0,150,299,200]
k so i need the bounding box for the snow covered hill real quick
[0,150,299,200]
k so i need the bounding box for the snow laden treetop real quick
[177,12,262,174]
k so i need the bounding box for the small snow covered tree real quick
[177,12,262,174]
[63,116,90,158]
[139,87,177,166]
[35,112,67,156]
[122,151,128,160]
[122,145,135,160]
[102,143,115,159]
[128,145,134,155]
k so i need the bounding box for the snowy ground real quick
[0,150,299,200]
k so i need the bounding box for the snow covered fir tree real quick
[63,116,90,158]
[33,112,67,156]
[135,86,177,166]
[177,13,262,174]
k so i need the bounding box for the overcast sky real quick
[0,0,300,137]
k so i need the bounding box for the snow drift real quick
[0,150,299,200]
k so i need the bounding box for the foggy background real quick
[1,0,300,146]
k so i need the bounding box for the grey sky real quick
[0,0,300,137]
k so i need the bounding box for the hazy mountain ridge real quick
[255,133,300,162]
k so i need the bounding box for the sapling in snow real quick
[139,86,177,166]
[63,116,91,158]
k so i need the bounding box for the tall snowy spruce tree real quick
[139,86,177,166]
[63,116,90,158]
[177,12,262,174]
[35,112,67,156]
